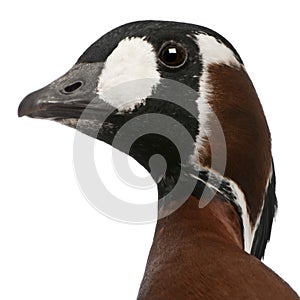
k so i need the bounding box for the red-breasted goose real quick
[18,21,299,299]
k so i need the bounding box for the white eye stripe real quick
[197,33,241,67]
[97,37,161,110]
[192,32,243,162]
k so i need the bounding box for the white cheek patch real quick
[97,37,161,111]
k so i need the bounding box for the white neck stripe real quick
[191,33,252,252]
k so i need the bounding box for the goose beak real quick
[18,62,112,120]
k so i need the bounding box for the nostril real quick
[63,81,83,93]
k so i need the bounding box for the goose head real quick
[18,20,276,259]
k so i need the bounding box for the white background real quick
[1,1,299,299]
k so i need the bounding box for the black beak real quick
[18,62,111,120]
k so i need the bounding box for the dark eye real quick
[158,42,187,68]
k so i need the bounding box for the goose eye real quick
[158,42,187,68]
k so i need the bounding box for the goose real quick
[18,20,299,299]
